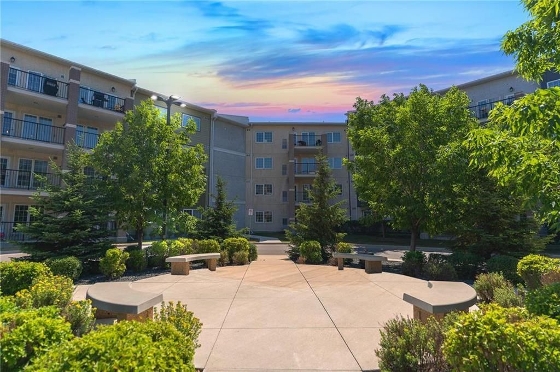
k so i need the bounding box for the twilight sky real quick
[1,1,528,122]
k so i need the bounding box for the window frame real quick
[327,132,341,143]
[255,211,273,223]
[255,157,273,169]
[255,183,273,195]
[182,114,201,132]
[547,79,560,88]
[256,131,273,143]
[328,157,343,169]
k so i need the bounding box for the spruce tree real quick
[197,177,241,241]
[17,144,113,262]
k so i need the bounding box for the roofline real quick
[135,86,217,116]
[249,121,346,126]
[436,70,518,93]
[215,114,250,128]
[1,39,137,87]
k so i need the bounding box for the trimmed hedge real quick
[299,241,322,264]
[222,237,250,264]
[44,256,82,281]
[99,248,129,279]
[0,262,51,296]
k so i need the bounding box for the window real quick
[282,218,288,226]
[256,157,273,169]
[255,211,273,223]
[76,125,99,149]
[8,67,20,86]
[17,159,48,189]
[27,71,43,92]
[182,114,201,132]
[477,99,490,118]
[182,209,202,218]
[14,205,30,224]
[256,132,273,143]
[282,164,287,175]
[23,114,53,142]
[327,132,341,143]
[0,158,7,187]
[328,157,342,169]
[282,138,287,149]
[282,191,288,202]
[83,166,95,178]
[2,111,14,136]
[547,79,560,88]
[255,184,273,195]
[335,184,343,195]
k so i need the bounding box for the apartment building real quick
[245,122,362,232]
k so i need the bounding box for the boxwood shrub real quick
[126,250,147,272]
[485,255,521,284]
[222,237,250,263]
[401,251,426,278]
[299,241,322,264]
[517,254,560,290]
[195,239,220,254]
[14,275,74,310]
[0,261,51,296]
[99,248,129,279]
[44,256,82,281]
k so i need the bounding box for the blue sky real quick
[1,1,528,121]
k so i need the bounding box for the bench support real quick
[95,307,154,322]
[364,260,382,274]
[171,262,190,275]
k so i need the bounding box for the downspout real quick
[346,126,353,220]
[209,111,217,206]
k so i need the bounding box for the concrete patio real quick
[72,245,446,371]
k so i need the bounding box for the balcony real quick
[8,67,69,100]
[468,96,519,120]
[1,169,61,190]
[2,117,65,145]
[79,87,125,114]
[76,130,99,150]
[295,191,312,203]
[0,221,31,242]
[294,162,318,176]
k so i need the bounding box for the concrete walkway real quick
[72,248,444,371]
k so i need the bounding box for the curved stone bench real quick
[166,253,220,275]
[86,282,162,322]
[332,252,388,273]
[403,281,477,322]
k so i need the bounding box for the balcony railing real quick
[2,117,64,145]
[8,67,69,99]
[76,130,99,149]
[79,87,125,113]
[294,134,322,147]
[1,169,61,190]
[468,96,517,120]
[0,221,31,242]
[294,162,318,175]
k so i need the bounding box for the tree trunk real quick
[136,226,144,250]
[410,226,418,251]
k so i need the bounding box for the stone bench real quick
[332,252,388,273]
[86,282,163,322]
[166,253,220,275]
[403,281,477,322]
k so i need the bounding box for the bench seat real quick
[402,281,477,322]
[166,253,220,275]
[332,252,388,273]
[86,282,162,322]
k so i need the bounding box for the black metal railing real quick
[1,169,61,190]
[2,117,65,145]
[76,130,99,149]
[78,87,125,113]
[468,96,517,120]
[0,221,31,242]
[294,162,318,175]
[295,191,312,203]
[8,67,69,99]
[294,134,322,147]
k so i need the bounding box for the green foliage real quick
[126,249,147,272]
[347,85,477,250]
[443,304,560,372]
[336,241,353,265]
[61,300,96,337]
[232,250,249,265]
[494,286,525,308]
[219,250,229,266]
[541,269,560,286]
[25,320,197,372]
[222,237,250,263]
[485,255,522,284]
[0,296,18,314]
[286,152,347,260]
[298,241,323,264]
[401,251,426,278]
[16,144,113,262]
[375,315,452,372]
[195,239,221,254]
[447,251,483,280]
[177,238,195,254]
[154,301,202,348]
[99,248,129,279]
[525,282,560,321]
[147,240,169,268]
[423,261,458,281]
[44,256,83,281]
[92,99,207,249]
[474,272,513,303]
[248,242,258,262]
[1,306,73,371]
[197,177,242,241]
[15,274,74,310]
[517,254,560,289]
[0,261,51,296]
[168,239,185,257]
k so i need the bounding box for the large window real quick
[328,157,343,169]
[17,159,48,189]
[256,132,273,143]
[76,125,99,149]
[27,71,43,92]
[2,111,14,136]
[327,132,341,143]
[547,79,560,88]
[23,114,52,142]
[182,114,201,132]
[256,157,273,169]
[255,211,273,223]
[255,184,273,195]
[14,205,30,224]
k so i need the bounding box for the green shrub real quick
[154,301,202,347]
[62,300,96,337]
[147,241,169,268]
[218,250,228,266]
[1,306,73,371]
[541,269,560,286]
[401,251,427,278]
[443,304,560,372]
[44,256,82,281]
[222,237,250,263]
[474,272,512,303]
[375,315,452,372]
[168,239,185,257]
[494,286,524,308]
[335,242,353,265]
[525,282,560,321]
[486,255,522,284]
[423,261,458,281]
[0,261,51,296]
[99,248,129,279]
[299,241,322,264]
[447,251,483,280]
[15,275,74,310]
[126,250,147,272]
[517,254,560,290]
[248,242,258,262]
[196,239,220,254]
[0,296,18,313]
[232,250,249,265]
[25,320,197,372]
[177,238,195,255]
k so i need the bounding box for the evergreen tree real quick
[286,152,348,260]
[17,144,113,262]
[196,177,242,241]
